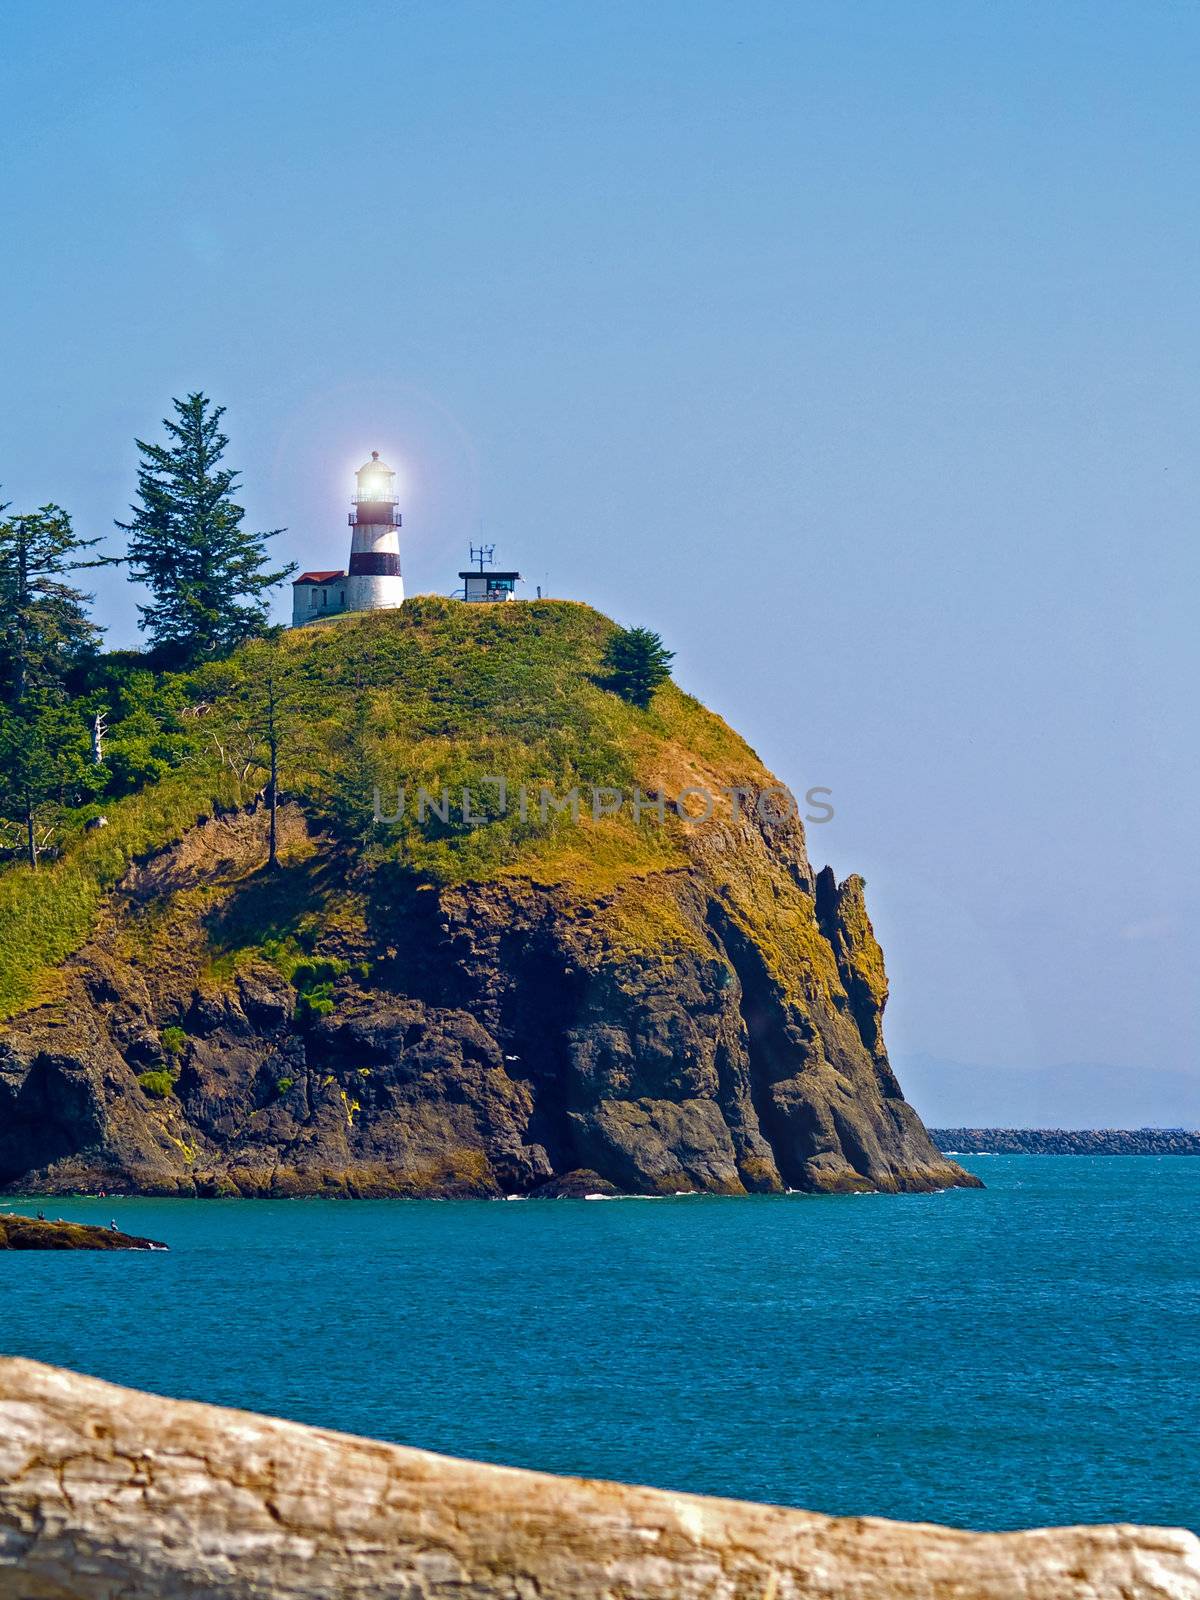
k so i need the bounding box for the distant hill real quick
[0,600,977,1200]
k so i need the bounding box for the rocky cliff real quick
[0,601,977,1199]
[2,1359,1196,1599]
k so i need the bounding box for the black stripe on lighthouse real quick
[348,552,400,577]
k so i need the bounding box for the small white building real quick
[291,570,348,623]
[460,569,522,602]
[457,544,522,603]
[292,452,405,626]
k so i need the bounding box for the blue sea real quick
[3,1156,1198,1532]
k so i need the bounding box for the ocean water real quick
[3,1155,1198,1533]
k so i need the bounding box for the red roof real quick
[293,570,346,584]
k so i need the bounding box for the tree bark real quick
[268,750,278,868]
[267,704,279,869]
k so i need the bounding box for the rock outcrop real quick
[0,795,976,1198]
[0,1213,166,1250]
[0,1358,1196,1600]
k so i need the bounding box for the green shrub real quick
[290,956,348,990]
[295,981,336,1022]
[160,1025,187,1055]
[287,954,347,1025]
[137,1070,176,1100]
[275,1076,295,1097]
[600,625,674,709]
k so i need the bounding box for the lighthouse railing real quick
[348,506,402,526]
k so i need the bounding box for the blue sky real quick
[2,0,1197,1120]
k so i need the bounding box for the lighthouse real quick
[345,452,404,612]
[291,452,404,624]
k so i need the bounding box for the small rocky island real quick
[0,1213,166,1250]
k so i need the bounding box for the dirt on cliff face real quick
[0,801,979,1199]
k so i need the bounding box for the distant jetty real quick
[931,1128,1200,1156]
[0,1214,167,1251]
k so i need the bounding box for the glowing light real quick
[354,451,400,502]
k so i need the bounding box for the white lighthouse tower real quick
[344,451,404,612]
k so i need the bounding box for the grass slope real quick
[0,599,773,1020]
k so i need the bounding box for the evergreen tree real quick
[116,394,295,664]
[0,698,102,868]
[601,625,675,710]
[320,642,383,848]
[0,498,109,706]
[205,640,310,868]
[72,655,199,796]
[328,690,380,849]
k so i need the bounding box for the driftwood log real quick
[0,1358,1197,1599]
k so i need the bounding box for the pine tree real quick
[116,393,295,664]
[317,641,383,849]
[601,625,675,710]
[0,498,109,706]
[205,639,310,868]
[0,698,102,868]
[328,690,380,849]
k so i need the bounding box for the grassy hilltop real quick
[0,596,978,1198]
[0,598,773,1019]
